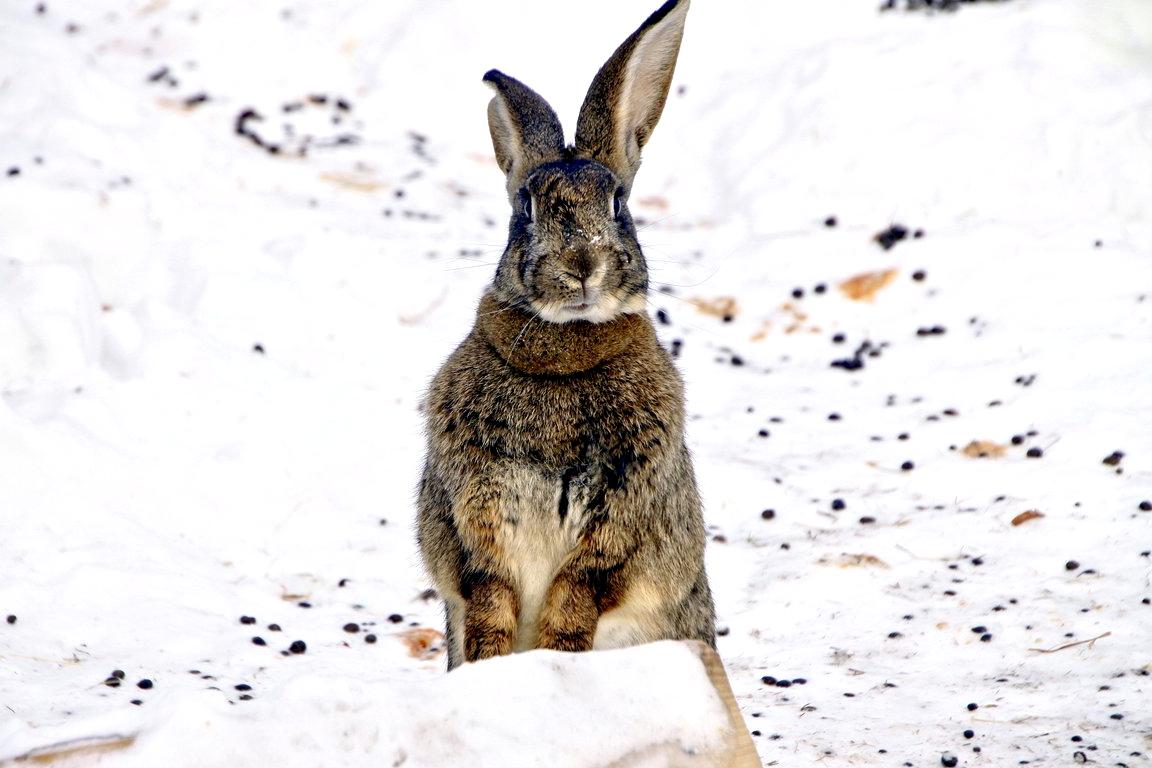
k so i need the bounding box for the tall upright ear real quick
[483,69,565,199]
[574,0,689,192]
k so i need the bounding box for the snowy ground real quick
[2,0,1151,765]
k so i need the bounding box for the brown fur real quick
[419,291,714,669]
[476,292,647,375]
[416,0,712,671]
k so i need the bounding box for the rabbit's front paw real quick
[462,573,519,663]
[536,569,598,652]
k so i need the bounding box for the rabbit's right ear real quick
[574,0,689,193]
[483,70,565,199]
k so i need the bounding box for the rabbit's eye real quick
[612,187,625,220]
[519,188,533,221]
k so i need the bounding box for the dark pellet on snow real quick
[137,679,153,689]
[831,499,846,511]
[859,516,876,524]
[980,633,992,642]
[338,578,349,588]
[103,677,121,687]
[1102,450,1124,466]
[111,670,125,679]
[832,333,845,344]
[942,754,958,768]
[267,623,281,632]
[757,428,770,437]
[289,640,307,654]
[824,216,837,227]
[1111,713,1124,720]
[130,699,143,706]
[761,675,777,685]
[971,625,987,633]
[239,616,256,624]
[235,683,252,691]
[5,615,15,624]
[827,412,841,421]
[874,224,909,250]
[1026,447,1044,458]
[343,623,360,633]
[967,702,979,711]
[814,283,827,294]
[387,613,404,624]
[900,461,914,471]
[1139,501,1152,511]
[761,509,776,520]
[792,678,807,685]
[6,167,20,177]
[297,601,312,608]
[252,343,265,354]
[776,679,792,688]
[655,308,669,325]
[251,636,266,646]
[238,693,254,701]
[912,270,926,281]
[791,288,804,299]
[730,355,744,367]
[963,729,975,739]
[1065,560,1080,571]
[364,633,377,644]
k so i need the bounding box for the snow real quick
[2,642,738,767]
[2,0,1151,766]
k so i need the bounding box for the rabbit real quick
[417,0,713,671]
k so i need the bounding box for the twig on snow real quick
[1028,631,1111,654]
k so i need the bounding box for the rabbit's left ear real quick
[483,70,565,198]
[574,0,689,193]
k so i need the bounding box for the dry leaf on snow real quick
[962,440,1007,458]
[839,269,898,301]
[400,627,445,660]
[818,553,890,569]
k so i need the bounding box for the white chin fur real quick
[534,292,647,324]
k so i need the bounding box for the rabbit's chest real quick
[493,466,589,649]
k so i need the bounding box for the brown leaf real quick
[319,171,385,192]
[1011,510,1045,526]
[962,440,1007,459]
[636,195,670,212]
[839,269,898,301]
[400,627,445,660]
[818,553,890,569]
[691,296,739,320]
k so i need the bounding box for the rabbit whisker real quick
[509,305,544,354]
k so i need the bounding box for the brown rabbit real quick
[417,0,713,670]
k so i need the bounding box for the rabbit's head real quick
[484,0,689,324]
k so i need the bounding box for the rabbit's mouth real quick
[533,289,646,325]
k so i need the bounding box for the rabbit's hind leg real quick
[444,596,466,670]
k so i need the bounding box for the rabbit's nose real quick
[570,248,596,280]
